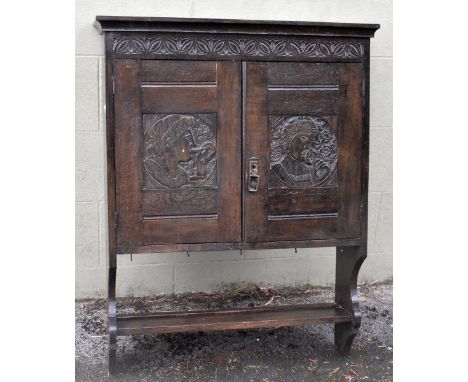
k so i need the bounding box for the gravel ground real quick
[76,282,392,381]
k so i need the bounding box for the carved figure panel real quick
[143,114,217,189]
[269,115,337,189]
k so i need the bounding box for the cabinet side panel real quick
[104,32,117,267]
[360,40,371,246]
[336,63,363,236]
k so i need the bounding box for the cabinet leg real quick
[334,245,366,356]
[108,266,117,375]
[335,322,357,356]
[108,334,117,375]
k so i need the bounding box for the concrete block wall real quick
[75,0,392,298]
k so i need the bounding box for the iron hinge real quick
[360,203,365,219]
[114,211,118,230]
[342,85,348,98]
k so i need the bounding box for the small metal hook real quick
[186,250,190,257]
[130,253,133,261]
[240,248,243,256]
[294,248,297,254]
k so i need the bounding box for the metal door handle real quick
[248,158,259,192]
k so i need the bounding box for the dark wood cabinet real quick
[95,16,379,374]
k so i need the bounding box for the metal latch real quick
[248,158,259,192]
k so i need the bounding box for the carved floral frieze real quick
[114,35,364,59]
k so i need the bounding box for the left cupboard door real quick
[113,59,242,247]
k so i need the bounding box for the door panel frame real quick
[242,61,363,242]
[242,61,270,242]
[114,59,242,246]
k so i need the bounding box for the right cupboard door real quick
[243,62,363,243]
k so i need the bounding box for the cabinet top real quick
[94,16,379,38]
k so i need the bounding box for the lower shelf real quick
[116,303,353,336]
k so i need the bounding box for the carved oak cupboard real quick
[95,16,379,374]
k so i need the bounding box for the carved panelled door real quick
[243,62,362,242]
[114,59,241,246]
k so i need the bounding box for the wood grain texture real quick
[104,32,118,375]
[141,60,216,83]
[114,59,142,246]
[268,188,338,216]
[268,88,341,114]
[266,214,338,241]
[215,61,242,242]
[104,31,117,268]
[268,62,339,85]
[336,63,363,237]
[116,303,353,336]
[142,85,217,113]
[142,189,217,216]
[116,237,361,255]
[242,61,269,242]
[141,216,220,243]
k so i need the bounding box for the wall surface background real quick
[76,0,392,298]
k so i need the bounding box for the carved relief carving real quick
[143,114,217,189]
[114,35,364,59]
[269,116,337,188]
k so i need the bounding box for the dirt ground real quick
[75,282,392,381]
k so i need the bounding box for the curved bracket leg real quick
[335,321,357,356]
[108,266,117,375]
[334,245,366,356]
